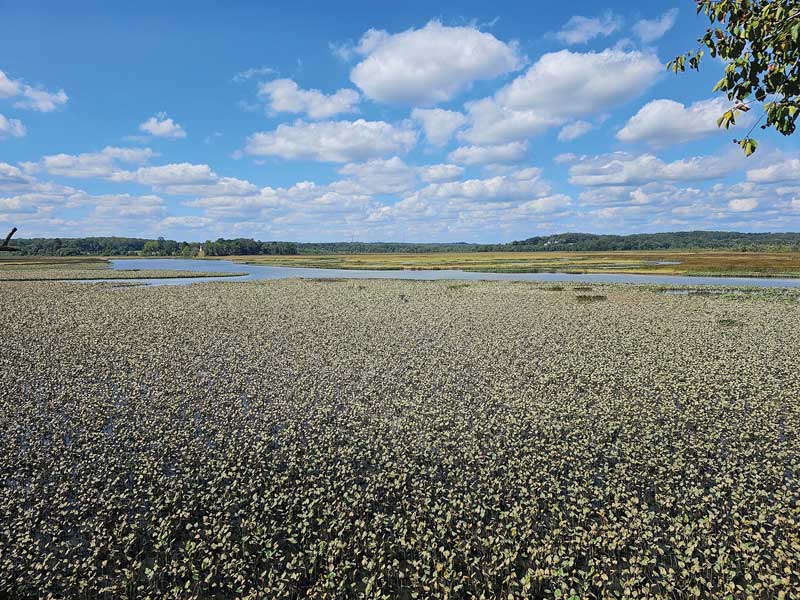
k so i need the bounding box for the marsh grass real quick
[226,250,800,278]
[576,294,608,303]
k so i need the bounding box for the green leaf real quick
[739,138,758,156]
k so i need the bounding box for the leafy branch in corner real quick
[668,0,800,155]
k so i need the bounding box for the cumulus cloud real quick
[335,157,465,194]
[558,121,593,142]
[0,114,26,139]
[460,98,560,145]
[0,70,22,98]
[24,147,156,180]
[86,193,166,217]
[556,13,623,45]
[448,142,528,165]
[0,162,28,185]
[349,20,522,105]
[366,168,571,239]
[139,113,187,139]
[420,163,464,183]
[258,79,359,119]
[244,119,417,162]
[160,215,214,228]
[0,70,67,112]
[461,49,661,144]
[337,156,417,195]
[633,9,679,43]
[497,49,661,117]
[160,177,258,197]
[746,158,800,183]
[15,87,68,112]
[411,108,466,146]
[727,197,758,212]
[134,163,217,186]
[412,168,549,203]
[565,151,742,186]
[616,97,745,146]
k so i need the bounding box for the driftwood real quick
[0,227,19,252]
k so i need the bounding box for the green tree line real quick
[8,231,800,257]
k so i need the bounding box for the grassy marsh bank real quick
[225,250,800,278]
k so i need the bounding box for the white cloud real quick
[727,197,758,212]
[746,158,800,183]
[412,168,548,203]
[448,142,527,165]
[556,13,623,45]
[460,98,560,145]
[566,151,741,186]
[26,147,156,180]
[0,69,67,112]
[336,157,465,193]
[420,163,464,183]
[160,216,213,228]
[86,193,166,217]
[134,163,217,186]
[161,177,258,197]
[244,119,417,162]
[0,70,21,97]
[350,20,522,105]
[616,97,744,146]
[233,66,277,83]
[337,156,417,194]
[497,49,661,117]
[258,79,359,119]
[0,162,28,184]
[0,114,25,139]
[139,112,187,139]
[367,168,571,239]
[411,108,466,146]
[633,9,679,43]
[461,49,661,144]
[558,120,593,142]
[0,163,78,204]
[14,87,68,112]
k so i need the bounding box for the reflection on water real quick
[88,258,800,289]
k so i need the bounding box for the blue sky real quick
[1,0,798,242]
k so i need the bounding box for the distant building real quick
[197,245,205,257]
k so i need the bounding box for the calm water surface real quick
[99,258,800,289]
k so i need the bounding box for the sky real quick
[1,0,798,243]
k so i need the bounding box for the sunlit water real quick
[77,258,800,289]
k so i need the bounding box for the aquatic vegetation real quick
[575,294,608,303]
[1,279,799,599]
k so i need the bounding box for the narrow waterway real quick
[95,258,800,289]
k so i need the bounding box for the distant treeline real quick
[9,231,800,257]
[13,237,299,257]
[501,231,800,252]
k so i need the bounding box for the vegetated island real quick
[0,256,246,281]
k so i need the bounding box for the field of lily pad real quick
[1,279,799,599]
